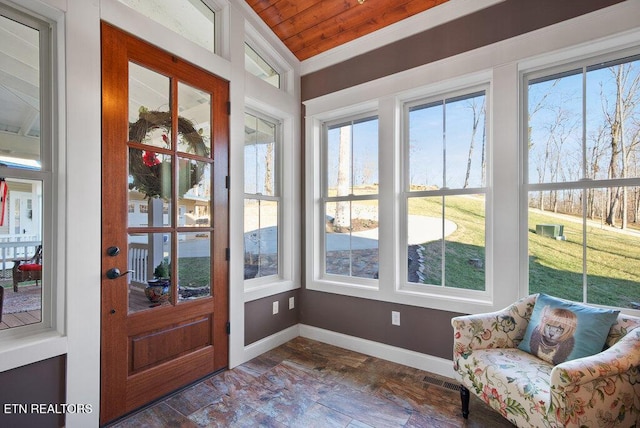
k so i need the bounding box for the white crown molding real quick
[300,0,506,76]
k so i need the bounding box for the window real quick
[117,0,216,53]
[322,116,379,280]
[524,51,640,308]
[404,90,488,292]
[244,112,280,280]
[0,6,53,330]
[245,42,280,89]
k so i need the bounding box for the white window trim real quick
[305,1,640,315]
[320,112,380,288]
[101,0,233,81]
[0,0,66,371]
[305,78,495,313]
[519,45,640,315]
[243,109,282,283]
[243,99,299,303]
[244,22,293,94]
[398,84,492,302]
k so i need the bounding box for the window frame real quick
[320,112,380,287]
[243,109,282,286]
[399,85,491,300]
[305,77,496,310]
[520,46,640,307]
[242,99,299,303]
[244,23,292,94]
[0,2,61,343]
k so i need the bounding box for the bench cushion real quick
[18,263,42,271]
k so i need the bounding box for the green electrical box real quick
[536,224,564,238]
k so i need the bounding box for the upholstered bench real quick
[452,294,640,427]
[12,245,42,292]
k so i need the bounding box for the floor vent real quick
[423,375,461,392]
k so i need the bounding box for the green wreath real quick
[128,110,209,199]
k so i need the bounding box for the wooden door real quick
[100,22,229,424]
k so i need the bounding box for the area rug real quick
[2,285,42,314]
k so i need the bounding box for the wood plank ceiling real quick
[246,0,450,61]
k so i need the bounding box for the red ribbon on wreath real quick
[142,151,161,167]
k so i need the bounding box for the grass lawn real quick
[408,195,640,308]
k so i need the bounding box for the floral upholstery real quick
[452,294,640,427]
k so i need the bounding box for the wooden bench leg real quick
[460,385,470,419]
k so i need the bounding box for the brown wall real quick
[296,0,622,360]
[301,0,623,101]
[301,290,461,359]
[0,355,66,428]
[245,289,300,346]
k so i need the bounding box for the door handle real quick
[106,268,134,280]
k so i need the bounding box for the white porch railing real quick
[0,240,41,277]
[128,243,149,287]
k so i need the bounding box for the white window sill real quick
[244,278,299,303]
[0,331,67,372]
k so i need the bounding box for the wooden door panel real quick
[130,315,211,372]
[100,21,229,424]
[126,348,215,412]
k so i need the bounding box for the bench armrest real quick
[551,327,640,389]
[452,295,536,367]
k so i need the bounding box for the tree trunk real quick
[334,126,351,230]
[464,99,483,189]
[264,142,273,196]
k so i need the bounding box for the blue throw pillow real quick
[518,293,619,365]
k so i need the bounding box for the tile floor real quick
[108,337,513,427]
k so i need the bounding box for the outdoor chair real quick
[12,245,42,292]
[452,293,640,427]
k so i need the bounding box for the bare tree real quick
[603,64,640,227]
[334,126,351,230]
[463,97,485,189]
[528,79,562,211]
[264,142,273,196]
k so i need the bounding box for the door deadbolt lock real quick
[106,246,120,257]
[106,268,133,280]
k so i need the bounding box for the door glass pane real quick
[177,231,210,302]
[129,62,172,149]
[128,149,172,226]
[0,16,41,169]
[178,158,210,227]
[128,232,172,314]
[177,82,211,154]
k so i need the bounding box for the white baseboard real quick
[241,324,455,379]
[299,324,456,379]
[243,325,300,362]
